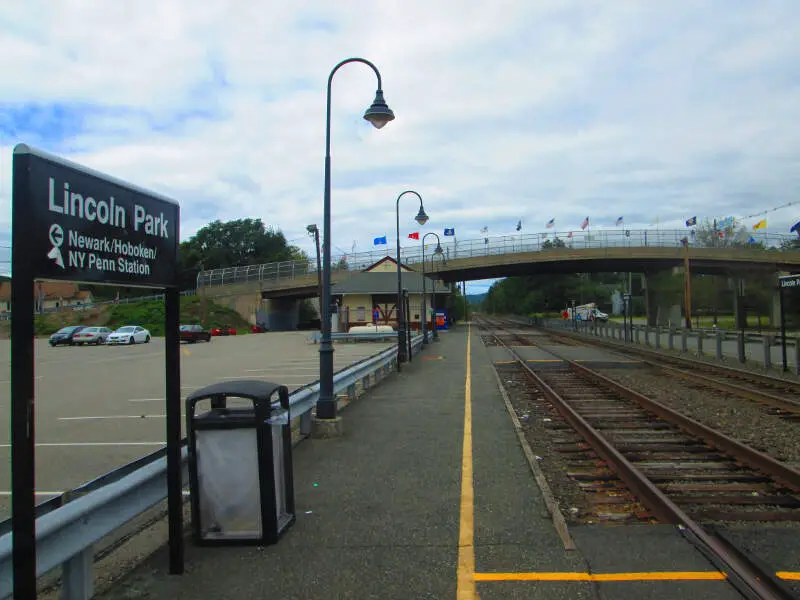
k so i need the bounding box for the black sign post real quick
[778,274,800,372]
[11,144,183,598]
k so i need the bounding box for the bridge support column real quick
[771,288,782,328]
[643,272,658,327]
[732,278,746,330]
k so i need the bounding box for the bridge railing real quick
[197,229,796,288]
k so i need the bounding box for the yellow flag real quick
[752,219,767,230]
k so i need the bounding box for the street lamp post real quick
[395,191,428,367]
[430,251,445,341]
[318,58,395,422]
[421,232,443,345]
[307,224,322,331]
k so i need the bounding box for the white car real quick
[106,326,151,345]
[72,326,113,345]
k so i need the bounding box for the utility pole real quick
[682,237,693,329]
[307,225,323,330]
[199,262,207,327]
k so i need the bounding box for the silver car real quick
[72,326,113,345]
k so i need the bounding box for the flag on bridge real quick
[791,221,800,236]
[444,227,455,236]
[480,226,488,234]
[408,232,419,240]
[581,217,589,230]
[748,236,757,244]
[516,220,522,231]
[752,219,767,231]
[373,235,387,245]
[616,216,624,226]
[546,218,555,228]
[686,216,697,227]
[567,231,573,238]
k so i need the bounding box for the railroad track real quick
[479,317,800,599]
[511,318,800,421]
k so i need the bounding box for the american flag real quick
[546,218,555,228]
[581,217,589,230]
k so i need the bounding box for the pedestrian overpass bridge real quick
[195,228,800,329]
[200,228,800,293]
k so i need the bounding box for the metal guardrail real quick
[0,333,425,600]
[196,228,798,288]
[538,318,800,371]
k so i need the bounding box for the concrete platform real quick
[93,324,784,600]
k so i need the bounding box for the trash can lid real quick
[186,379,285,403]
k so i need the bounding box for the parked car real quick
[72,326,113,345]
[180,324,211,343]
[251,322,267,333]
[210,325,237,336]
[107,326,151,345]
[49,325,86,347]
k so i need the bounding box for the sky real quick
[2,1,799,294]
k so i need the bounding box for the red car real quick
[211,325,237,336]
[179,324,211,343]
[251,323,268,333]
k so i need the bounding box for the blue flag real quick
[686,216,697,227]
[373,236,387,246]
[791,220,800,234]
[748,236,756,244]
[444,228,455,236]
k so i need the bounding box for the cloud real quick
[1,0,799,283]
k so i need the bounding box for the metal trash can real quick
[186,380,295,546]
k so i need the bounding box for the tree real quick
[178,218,304,290]
[542,237,566,249]
[693,218,756,249]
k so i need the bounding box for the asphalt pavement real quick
[94,324,753,600]
[0,331,392,519]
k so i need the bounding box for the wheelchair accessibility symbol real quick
[47,223,65,269]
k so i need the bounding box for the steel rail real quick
[483,320,797,600]
[531,322,800,416]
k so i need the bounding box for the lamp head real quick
[414,206,429,226]
[307,224,318,234]
[363,90,395,129]
[434,243,444,255]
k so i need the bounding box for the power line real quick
[741,200,800,221]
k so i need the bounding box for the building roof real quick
[331,271,450,295]
[0,281,82,302]
[363,256,413,272]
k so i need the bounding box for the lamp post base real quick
[311,416,344,439]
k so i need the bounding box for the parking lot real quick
[0,332,393,519]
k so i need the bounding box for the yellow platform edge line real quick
[475,571,800,582]
[474,571,727,582]
[456,324,479,599]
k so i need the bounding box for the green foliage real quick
[298,299,319,324]
[177,218,306,289]
[482,272,624,316]
[541,237,566,249]
[33,296,250,337]
[447,283,467,321]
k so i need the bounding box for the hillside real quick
[10,296,252,338]
[466,293,487,305]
